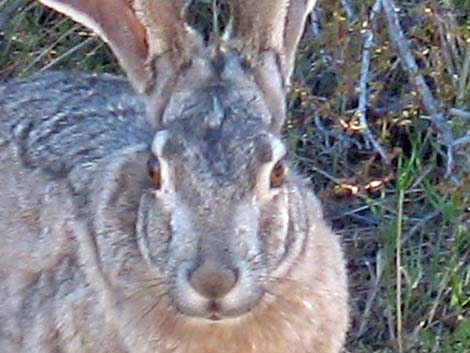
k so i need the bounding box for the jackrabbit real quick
[0,1,348,353]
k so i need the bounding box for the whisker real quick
[155,308,185,351]
[117,281,168,304]
[123,290,170,330]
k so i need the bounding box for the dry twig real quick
[449,107,470,120]
[457,43,470,106]
[38,37,95,72]
[340,0,355,20]
[355,0,391,166]
[309,9,320,37]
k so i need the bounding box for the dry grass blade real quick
[396,188,404,353]
[0,0,28,32]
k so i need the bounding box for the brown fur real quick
[0,1,348,352]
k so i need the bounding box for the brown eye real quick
[270,160,287,188]
[147,155,161,189]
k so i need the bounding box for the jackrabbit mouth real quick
[175,294,264,322]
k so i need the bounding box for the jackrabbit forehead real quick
[156,50,274,128]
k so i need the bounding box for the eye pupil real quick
[148,156,161,189]
[270,161,286,188]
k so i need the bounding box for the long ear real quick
[39,0,149,92]
[282,0,318,83]
[133,0,189,58]
[38,0,192,94]
[231,0,318,85]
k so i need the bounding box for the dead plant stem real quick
[356,0,391,165]
[396,188,404,353]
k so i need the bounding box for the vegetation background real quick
[0,0,468,352]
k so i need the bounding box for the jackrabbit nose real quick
[189,262,238,299]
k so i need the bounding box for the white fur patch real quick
[151,130,169,156]
[151,130,175,193]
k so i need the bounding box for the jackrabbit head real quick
[35,1,348,352]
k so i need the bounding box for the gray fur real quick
[0,3,348,353]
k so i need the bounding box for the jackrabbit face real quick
[95,70,308,321]
[92,116,340,353]
[144,114,289,319]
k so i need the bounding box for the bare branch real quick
[449,107,470,120]
[453,135,470,148]
[355,0,391,165]
[457,44,470,106]
[435,13,459,86]
[309,8,320,37]
[339,0,355,20]
[380,0,466,178]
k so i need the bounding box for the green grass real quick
[1,1,469,352]
[0,1,118,79]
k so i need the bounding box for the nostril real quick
[188,261,238,299]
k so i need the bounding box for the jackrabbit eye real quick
[147,155,161,189]
[270,160,287,188]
